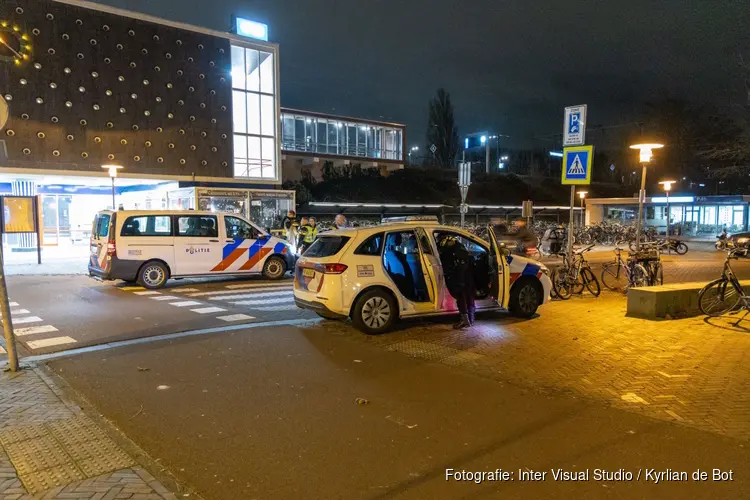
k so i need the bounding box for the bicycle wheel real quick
[601,262,626,292]
[675,242,688,255]
[581,267,601,297]
[699,278,741,317]
[629,263,649,289]
[652,262,664,285]
[552,267,573,300]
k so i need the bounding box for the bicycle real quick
[600,247,649,293]
[634,242,664,286]
[551,244,600,299]
[698,246,749,321]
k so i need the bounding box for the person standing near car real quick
[334,214,348,230]
[283,210,299,247]
[297,217,311,253]
[300,217,317,252]
[437,235,476,329]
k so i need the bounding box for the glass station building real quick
[586,195,750,237]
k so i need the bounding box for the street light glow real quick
[480,135,487,144]
[659,180,676,192]
[578,191,588,199]
[101,164,123,178]
[630,143,664,163]
[549,151,563,158]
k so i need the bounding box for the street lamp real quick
[659,180,676,249]
[101,164,123,210]
[629,143,664,251]
[578,191,587,227]
[408,146,419,164]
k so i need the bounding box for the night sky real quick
[92,0,750,149]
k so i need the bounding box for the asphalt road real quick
[50,322,750,500]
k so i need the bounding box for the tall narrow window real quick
[231,44,277,179]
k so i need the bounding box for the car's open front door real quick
[487,225,511,309]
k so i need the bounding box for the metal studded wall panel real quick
[0,0,233,177]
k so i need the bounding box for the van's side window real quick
[176,216,218,238]
[121,216,171,237]
[225,216,258,240]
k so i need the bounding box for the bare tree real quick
[426,88,459,168]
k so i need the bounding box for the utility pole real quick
[0,96,18,371]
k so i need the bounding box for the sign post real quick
[561,145,594,260]
[522,200,533,227]
[458,162,471,228]
[0,96,19,372]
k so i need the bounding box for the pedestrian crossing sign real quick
[562,145,594,185]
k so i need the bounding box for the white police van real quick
[294,216,552,334]
[89,210,295,288]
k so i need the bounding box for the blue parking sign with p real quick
[568,112,581,134]
[562,145,594,185]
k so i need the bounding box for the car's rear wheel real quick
[509,278,541,318]
[263,256,286,280]
[352,289,397,335]
[138,261,169,289]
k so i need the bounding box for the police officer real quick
[282,210,299,247]
[297,217,311,253]
[438,234,476,329]
[300,217,317,252]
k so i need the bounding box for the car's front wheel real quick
[509,278,541,318]
[352,289,397,335]
[263,256,286,280]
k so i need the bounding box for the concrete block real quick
[627,280,750,320]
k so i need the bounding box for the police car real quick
[293,216,552,334]
[89,210,295,288]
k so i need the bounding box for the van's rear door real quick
[89,211,114,273]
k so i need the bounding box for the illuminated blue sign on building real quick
[235,17,268,41]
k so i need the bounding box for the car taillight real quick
[107,242,116,256]
[315,263,348,274]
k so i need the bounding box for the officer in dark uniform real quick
[438,234,476,329]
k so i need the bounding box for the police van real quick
[89,210,295,289]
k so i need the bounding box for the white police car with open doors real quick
[293,216,552,334]
[89,210,295,289]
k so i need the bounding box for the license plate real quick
[303,268,315,278]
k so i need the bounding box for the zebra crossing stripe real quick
[27,336,77,349]
[0,309,30,317]
[225,282,293,290]
[134,291,161,296]
[15,325,59,336]
[189,287,293,297]
[10,316,43,325]
[211,291,294,301]
[251,305,299,312]
[190,307,227,314]
[216,314,255,322]
[149,296,181,301]
[9,302,18,307]
[171,288,200,293]
[229,298,294,306]
[169,301,203,307]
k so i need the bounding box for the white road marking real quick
[225,282,293,290]
[9,302,18,307]
[171,288,200,293]
[120,286,145,291]
[190,307,227,314]
[134,291,161,296]
[216,314,255,322]
[149,296,181,301]
[27,336,77,349]
[0,345,5,354]
[229,298,294,306]
[15,325,59,336]
[211,291,294,301]
[9,316,43,325]
[251,305,299,312]
[189,287,294,297]
[0,309,30,317]
[168,301,203,307]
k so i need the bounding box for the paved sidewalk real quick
[316,291,750,441]
[0,367,177,499]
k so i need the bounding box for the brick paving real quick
[0,369,176,499]
[315,256,750,441]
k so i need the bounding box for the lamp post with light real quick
[578,191,587,227]
[629,143,664,251]
[659,180,676,252]
[408,146,419,165]
[102,164,123,210]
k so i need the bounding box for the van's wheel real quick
[509,278,541,318]
[352,289,397,335]
[263,256,286,280]
[138,261,169,289]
